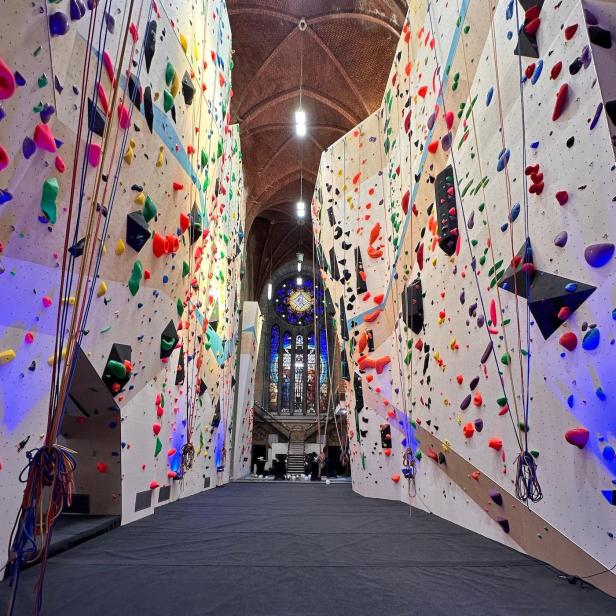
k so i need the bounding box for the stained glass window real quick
[307,333,316,413]
[294,334,304,413]
[281,332,292,413]
[319,326,329,413]
[268,325,279,412]
[274,277,324,325]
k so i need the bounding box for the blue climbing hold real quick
[582,328,600,351]
[584,243,615,268]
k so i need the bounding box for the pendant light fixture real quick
[295,19,307,137]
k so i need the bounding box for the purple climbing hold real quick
[554,231,568,247]
[40,104,55,124]
[427,112,436,130]
[584,243,615,267]
[460,393,472,411]
[480,340,493,364]
[70,0,86,20]
[49,12,70,36]
[467,210,475,229]
[489,490,503,506]
[441,132,452,151]
[590,103,603,130]
[474,418,484,432]
[22,137,36,159]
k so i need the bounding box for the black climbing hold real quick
[189,202,203,244]
[181,70,195,106]
[127,73,142,108]
[144,20,157,73]
[354,246,367,294]
[175,347,185,385]
[339,297,349,340]
[68,237,85,258]
[143,86,154,133]
[588,25,612,49]
[87,98,106,137]
[329,246,340,281]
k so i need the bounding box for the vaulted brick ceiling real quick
[228,0,405,298]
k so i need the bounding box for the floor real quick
[2,482,615,615]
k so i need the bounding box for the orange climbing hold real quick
[488,438,503,451]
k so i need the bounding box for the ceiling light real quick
[295,109,307,137]
[296,200,305,218]
[267,282,272,300]
[296,276,303,285]
[297,261,302,272]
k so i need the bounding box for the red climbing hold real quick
[427,140,439,154]
[417,85,428,98]
[391,473,401,483]
[369,223,381,244]
[33,123,57,152]
[152,422,161,435]
[180,212,190,233]
[373,294,384,304]
[550,61,562,80]
[149,481,159,489]
[524,17,541,35]
[557,306,571,321]
[488,438,503,451]
[401,190,410,215]
[564,24,578,40]
[364,310,382,323]
[559,331,578,351]
[463,422,475,438]
[173,181,184,191]
[384,448,392,456]
[552,83,569,121]
[153,232,166,257]
[0,145,8,172]
[555,191,568,206]
[445,111,454,130]
[565,427,589,449]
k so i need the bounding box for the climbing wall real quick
[232,300,262,479]
[0,0,244,554]
[314,0,616,594]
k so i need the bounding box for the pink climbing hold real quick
[42,295,53,307]
[87,143,102,167]
[565,427,589,449]
[33,123,57,152]
[24,332,34,344]
[118,103,130,129]
[96,462,108,473]
[0,56,17,100]
[445,110,454,130]
[55,155,66,173]
[489,298,497,326]
[102,51,115,85]
[152,422,161,435]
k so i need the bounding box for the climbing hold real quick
[128,260,143,296]
[49,11,70,36]
[552,83,569,121]
[559,331,577,351]
[40,178,59,223]
[149,481,159,490]
[495,517,510,533]
[96,462,108,473]
[152,423,161,435]
[584,243,614,268]
[144,20,157,73]
[115,239,125,256]
[554,231,568,247]
[582,327,600,351]
[33,123,57,152]
[0,349,16,365]
[463,422,475,438]
[565,427,589,449]
[0,57,16,100]
[489,490,503,506]
[87,143,102,167]
[555,191,569,206]
[391,473,401,483]
[488,438,503,451]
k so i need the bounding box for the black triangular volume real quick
[102,343,132,395]
[175,347,185,386]
[355,246,367,294]
[527,272,596,339]
[160,320,179,359]
[127,73,142,108]
[402,276,424,334]
[380,425,392,448]
[143,86,154,133]
[212,399,221,427]
[341,349,350,382]
[514,29,540,58]
[435,164,458,256]
[198,378,207,397]
[189,202,203,245]
[339,297,349,340]
[353,372,363,411]
[126,211,150,252]
[87,99,106,137]
[498,240,535,299]
[329,246,340,281]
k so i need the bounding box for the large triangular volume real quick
[160,320,179,359]
[514,1,544,59]
[498,240,535,299]
[341,349,350,382]
[355,246,367,294]
[435,165,458,256]
[402,276,424,334]
[329,246,340,280]
[102,343,132,395]
[189,202,203,245]
[527,272,596,339]
[175,347,185,385]
[126,211,150,252]
[339,297,349,340]
[212,399,221,428]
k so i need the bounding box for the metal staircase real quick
[287,439,306,475]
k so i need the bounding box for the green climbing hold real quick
[143,195,157,222]
[177,298,184,317]
[38,74,48,88]
[41,178,59,224]
[501,353,511,365]
[163,89,174,112]
[165,62,175,87]
[107,359,127,379]
[154,437,162,457]
[182,261,189,277]
[128,260,143,296]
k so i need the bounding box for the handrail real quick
[253,403,292,440]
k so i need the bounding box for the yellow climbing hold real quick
[48,347,67,366]
[97,281,108,297]
[179,33,188,53]
[116,239,125,255]
[124,139,136,165]
[134,192,145,205]
[0,349,16,365]
[62,296,76,305]
[170,72,180,98]
[156,146,165,168]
